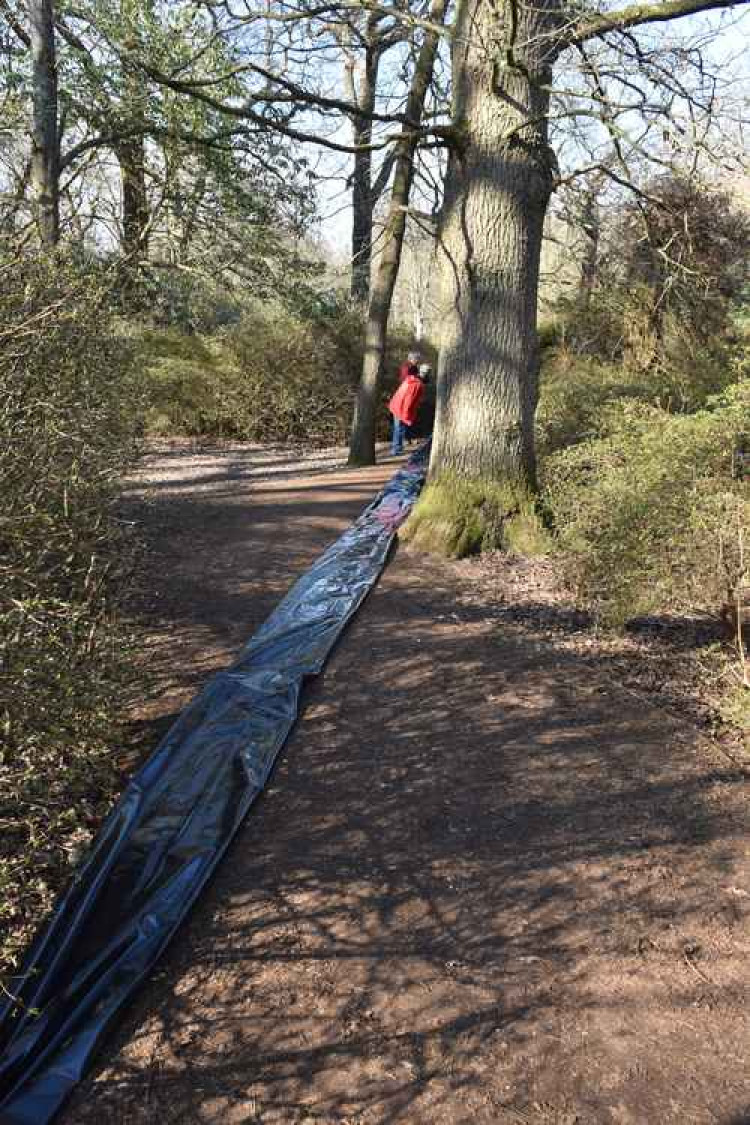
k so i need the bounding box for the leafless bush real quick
[0,253,142,981]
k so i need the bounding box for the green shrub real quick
[0,254,141,980]
[543,385,750,625]
[222,303,361,444]
[537,350,651,454]
[138,301,438,446]
[137,326,245,437]
[537,308,743,457]
[138,297,365,445]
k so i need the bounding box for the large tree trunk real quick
[430,0,561,489]
[348,0,448,465]
[29,0,59,247]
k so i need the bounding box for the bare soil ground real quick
[62,444,749,1125]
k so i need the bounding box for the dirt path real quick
[63,448,749,1125]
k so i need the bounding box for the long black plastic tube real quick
[0,446,429,1125]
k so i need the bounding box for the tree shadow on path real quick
[63,460,749,1125]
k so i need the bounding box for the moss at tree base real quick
[401,473,552,558]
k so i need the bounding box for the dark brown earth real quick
[62,448,750,1125]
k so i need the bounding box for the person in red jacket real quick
[398,351,421,443]
[388,365,428,455]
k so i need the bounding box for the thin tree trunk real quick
[117,0,150,275]
[348,0,448,466]
[348,156,412,464]
[179,168,207,259]
[350,50,377,303]
[578,192,599,307]
[117,136,149,262]
[29,0,59,247]
[413,300,424,343]
[351,129,373,303]
[430,0,561,489]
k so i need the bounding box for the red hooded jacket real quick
[389,373,424,426]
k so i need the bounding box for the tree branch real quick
[372,148,397,198]
[570,0,750,45]
[0,0,31,46]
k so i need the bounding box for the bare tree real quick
[339,14,403,301]
[28,0,59,245]
[348,0,449,464]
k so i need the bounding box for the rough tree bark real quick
[29,0,59,246]
[348,0,448,465]
[349,50,378,303]
[430,0,561,489]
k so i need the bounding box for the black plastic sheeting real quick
[0,445,430,1125]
